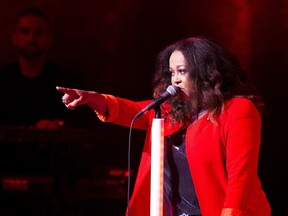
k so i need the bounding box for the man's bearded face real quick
[12,15,52,60]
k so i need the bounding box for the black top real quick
[164,129,202,216]
[0,61,78,127]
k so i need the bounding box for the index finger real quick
[56,86,75,94]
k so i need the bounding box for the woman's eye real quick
[169,71,175,76]
[179,69,187,74]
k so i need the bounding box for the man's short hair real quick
[16,7,49,23]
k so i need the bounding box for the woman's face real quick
[169,50,191,97]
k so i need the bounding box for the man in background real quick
[0,7,84,215]
[0,7,77,129]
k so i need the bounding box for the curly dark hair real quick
[152,36,264,123]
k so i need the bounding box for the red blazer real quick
[96,95,271,216]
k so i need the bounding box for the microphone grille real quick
[166,85,179,96]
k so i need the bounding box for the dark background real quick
[0,0,287,215]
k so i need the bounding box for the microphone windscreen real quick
[166,85,179,96]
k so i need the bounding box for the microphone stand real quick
[150,106,164,216]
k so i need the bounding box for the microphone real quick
[135,85,179,118]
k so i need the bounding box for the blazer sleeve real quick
[95,94,153,130]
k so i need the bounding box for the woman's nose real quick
[172,76,181,85]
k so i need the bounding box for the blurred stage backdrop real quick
[0,0,287,215]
